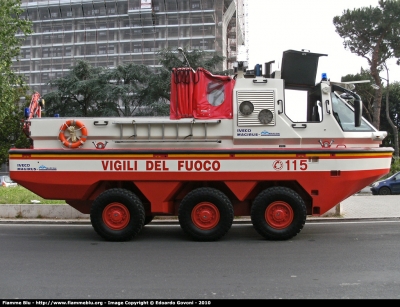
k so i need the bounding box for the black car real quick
[370,171,400,195]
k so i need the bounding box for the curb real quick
[0,204,88,219]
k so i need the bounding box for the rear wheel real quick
[378,187,391,195]
[90,188,145,241]
[178,187,234,241]
[251,187,306,240]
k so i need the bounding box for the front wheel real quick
[251,187,306,240]
[178,187,234,241]
[90,188,145,241]
[378,187,391,195]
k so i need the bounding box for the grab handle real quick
[325,100,331,115]
[94,121,109,126]
[277,100,283,114]
[292,124,307,129]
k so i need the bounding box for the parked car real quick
[370,171,400,195]
[0,175,18,187]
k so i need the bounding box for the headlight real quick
[372,182,378,187]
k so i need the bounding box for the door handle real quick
[292,124,307,128]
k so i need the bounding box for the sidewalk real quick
[324,194,400,219]
[1,190,400,223]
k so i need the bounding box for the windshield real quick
[331,93,375,132]
[389,172,400,181]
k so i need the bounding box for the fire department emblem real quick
[93,141,108,149]
[319,139,334,148]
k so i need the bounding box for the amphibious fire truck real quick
[9,49,393,242]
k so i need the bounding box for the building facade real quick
[14,0,242,95]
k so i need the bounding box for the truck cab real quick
[233,49,384,148]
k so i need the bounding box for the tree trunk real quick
[384,68,399,157]
[371,73,382,130]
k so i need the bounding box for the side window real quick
[284,89,322,123]
[207,81,225,106]
[284,89,307,122]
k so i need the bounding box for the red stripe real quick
[9,154,391,161]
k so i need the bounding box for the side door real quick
[389,173,400,194]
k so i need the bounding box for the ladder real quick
[112,119,222,143]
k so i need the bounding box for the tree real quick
[333,0,400,130]
[44,61,115,117]
[380,81,400,148]
[381,63,399,157]
[382,81,400,129]
[0,0,32,125]
[44,49,227,117]
[100,64,170,117]
[0,92,31,166]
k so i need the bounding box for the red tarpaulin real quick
[170,67,235,119]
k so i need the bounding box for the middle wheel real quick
[178,187,234,241]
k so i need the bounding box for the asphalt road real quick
[1,220,400,300]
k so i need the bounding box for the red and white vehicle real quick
[9,50,393,241]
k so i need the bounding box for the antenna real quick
[178,47,191,67]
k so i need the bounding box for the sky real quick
[247,0,400,84]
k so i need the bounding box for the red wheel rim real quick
[265,201,293,229]
[191,202,220,230]
[102,202,130,230]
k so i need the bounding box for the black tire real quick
[379,187,391,195]
[251,187,306,240]
[144,215,154,225]
[90,188,145,241]
[178,187,234,241]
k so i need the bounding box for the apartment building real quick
[14,0,242,95]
